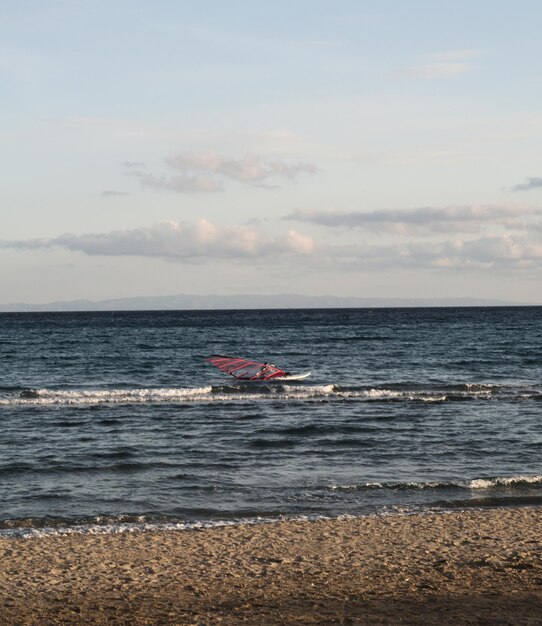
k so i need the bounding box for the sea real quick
[1,307,541,537]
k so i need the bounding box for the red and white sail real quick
[206,355,287,380]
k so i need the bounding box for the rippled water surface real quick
[1,307,541,535]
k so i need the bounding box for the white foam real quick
[467,476,542,489]
[4,475,542,538]
[363,388,403,399]
[0,383,535,406]
[2,513,359,540]
[0,386,214,406]
[330,475,542,492]
[0,384,347,406]
[367,388,449,402]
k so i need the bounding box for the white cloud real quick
[4,220,542,273]
[2,219,315,261]
[5,214,542,274]
[286,230,315,254]
[127,151,318,193]
[285,203,542,271]
[409,236,530,269]
[414,234,542,269]
[129,171,223,193]
[286,205,542,235]
[322,233,542,271]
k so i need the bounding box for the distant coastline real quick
[0,293,529,312]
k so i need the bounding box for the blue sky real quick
[2,0,542,304]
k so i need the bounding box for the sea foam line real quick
[0,386,214,405]
[1,513,362,539]
[1,383,539,406]
[330,475,542,492]
[0,384,340,406]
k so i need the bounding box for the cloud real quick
[165,152,318,182]
[285,205,542,235]
[512,177,542,192]
[284,204,542,270]
[126,152,318,193]
[5,219,542,272]
[414,234,542,269]
[285,230,315,254]
[390,49,483,80]
[2,219,315,261]
[128,171,222,193]
[322,233,542,271]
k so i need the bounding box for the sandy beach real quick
[1,508,541,625]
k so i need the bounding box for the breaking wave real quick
[3,475,541,538]
[0,514,286,539]
[1,385,335,406]
[330,475,542,492]
[1,382,541,406]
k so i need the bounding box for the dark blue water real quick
[1,307,541,535]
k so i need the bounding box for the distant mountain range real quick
[0,294,526,312]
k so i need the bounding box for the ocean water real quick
[0,307,541,537]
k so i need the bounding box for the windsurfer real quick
[257,362,289,378]
[206,355,303,380]
[257,362,273,377]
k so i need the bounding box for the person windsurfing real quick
[206,355,301,380]
[257,362,274,378]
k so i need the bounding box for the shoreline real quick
[2,502,542,539]
[1,507,541,625]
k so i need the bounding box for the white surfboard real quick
[273,372,311,381]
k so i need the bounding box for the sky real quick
[1,0,542,305]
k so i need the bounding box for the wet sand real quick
[1,508,541,625]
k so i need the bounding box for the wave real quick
[0,385,335,406]
[4,478,542,538]
[0,386,215,406]
[0,514,288,539]
[329,475,542,492]
[1,381,541,406]
[1,474,541,538]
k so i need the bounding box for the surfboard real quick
[273,372,311,381]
